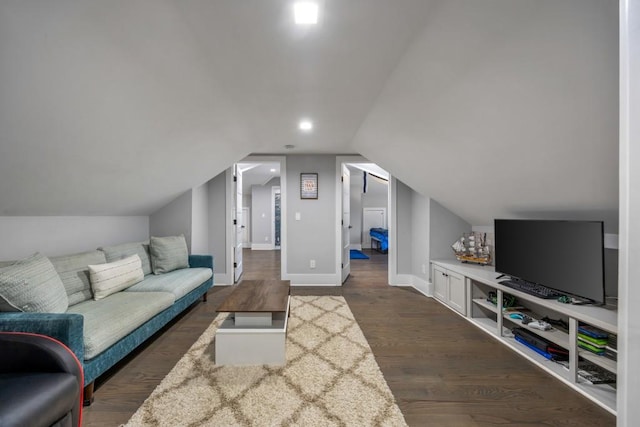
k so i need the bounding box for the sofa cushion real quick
[0,253,68,313]
[125,267,212,300]
[50,250,107,306]
[98,241,152,276]
[67,291,175,360]
[89,254,144,300]
[150,235,189,275]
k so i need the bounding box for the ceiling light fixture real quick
[293,1,319,25]
[298,119,313,132]
[270,168,276,173]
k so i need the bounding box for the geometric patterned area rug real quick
[124,296,407,426]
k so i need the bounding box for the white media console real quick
[431,260,618,415]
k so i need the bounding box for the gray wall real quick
[0,216,149,260]
[207,170,227,276]
[411,191,430,279]
[191,182,209,254]
[286,155,336,274]
[395,180,412,274]
[429,199,471,279]
[349,168,363,245]
[149,190,192,251]
[251,177,280,246]
[362,173,388,210]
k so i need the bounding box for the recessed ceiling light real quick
[293,2,319,25]
[270,168,276,173]
[298,119,313,132]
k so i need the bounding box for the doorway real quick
[336,157,390,286]
[230,157,285,283]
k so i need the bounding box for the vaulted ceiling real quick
[0,0,619,228]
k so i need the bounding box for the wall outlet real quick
[264,236,269,241]
[310,259,316,269]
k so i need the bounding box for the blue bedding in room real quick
[369,228,388,252]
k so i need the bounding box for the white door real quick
[234,165,243,283]
[241,207,250,248]
[341,165,351,283]
[362,208,387,248]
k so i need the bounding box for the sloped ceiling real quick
[353,0,619,228]
[0,1,618,229]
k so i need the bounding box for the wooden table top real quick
[216,279,291,313]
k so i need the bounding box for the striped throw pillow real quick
[89,254,144,300]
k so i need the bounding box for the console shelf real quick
[432,260,618,415]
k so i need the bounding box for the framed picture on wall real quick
[300,173,318,199]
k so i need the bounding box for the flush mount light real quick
[293,1,319,25]
[298,119,313,132]
[270,168,276,173]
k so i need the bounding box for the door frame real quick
[271,186,281,249]
[226,155,287,284]
[242,207,250,248]
[334,155,398,286]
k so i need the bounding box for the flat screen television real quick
[494,219,605,304]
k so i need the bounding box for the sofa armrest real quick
[189,254,213,271]
[0,312,84,362]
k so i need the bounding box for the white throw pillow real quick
[89,254,144,300]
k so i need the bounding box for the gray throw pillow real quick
[0,252,69,313]
[150,235,189,275]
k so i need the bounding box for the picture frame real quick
[300,173,318,199]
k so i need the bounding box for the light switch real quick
[295,212,301,221]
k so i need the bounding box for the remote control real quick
[528,320,552,331]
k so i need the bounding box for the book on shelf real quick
[578,324,609,339]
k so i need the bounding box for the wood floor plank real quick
[82,249,615,426]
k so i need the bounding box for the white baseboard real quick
[251,243,274,250]
[349,243,362,250]
[411,276,431,297]
[214,273,232,286]
[389,273,413,286]
[390,273,432,297]
[284,273,340,286]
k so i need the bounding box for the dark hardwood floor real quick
[83,249,615,426]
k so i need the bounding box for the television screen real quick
[494,219,605,304]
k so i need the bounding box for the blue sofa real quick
[0,241,213,404]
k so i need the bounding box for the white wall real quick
[618,0,639,423]
[149,190,192,251]
[0,216,149,260]
[191,182,209,254]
